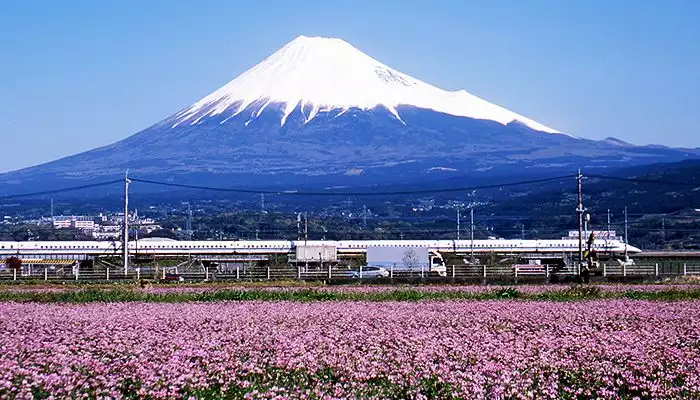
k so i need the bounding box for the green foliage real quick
[4,256,22,271]
[539,285,602,300]
[2,285,700,304]
[491,287,520,299]
[0,223,92,241]
[623,288,700,301]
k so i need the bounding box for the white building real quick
[53,216,95,231]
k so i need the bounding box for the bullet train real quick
[0,237,641,257]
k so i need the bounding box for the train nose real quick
[626,245,642,253]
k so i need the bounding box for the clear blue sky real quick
[1,0,698,172]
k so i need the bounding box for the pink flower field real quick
[1,300,699,399]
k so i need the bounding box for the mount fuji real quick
[2,36,698,193]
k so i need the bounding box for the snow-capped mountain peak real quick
[173,35,560,133]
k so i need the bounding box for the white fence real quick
[684,263,700,275]
[1,263,699,283]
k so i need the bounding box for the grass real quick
[1,285,700,303]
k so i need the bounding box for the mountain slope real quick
[1,36,698,194]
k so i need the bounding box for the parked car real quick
[356,266,390,279]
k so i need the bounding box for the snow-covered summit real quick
[174,35,559,133]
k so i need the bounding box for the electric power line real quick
[0,180,123,200]
[0,172,695,201]
[587,174,698,186]
[129,175,576,196]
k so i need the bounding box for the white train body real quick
[0,238,641,258]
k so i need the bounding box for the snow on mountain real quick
[173,35,560,133]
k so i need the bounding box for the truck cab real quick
[429,251,447,277]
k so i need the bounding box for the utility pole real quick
[304,213,308,243]
[50,198,54,221]
[297,213,302,240]
[606,209,612,256]
[470,207,475,259]
[624,206,628,259]
[123,170,131,276]
[576,169,584,273]
[304,213,308,271]
[457,209,461,240]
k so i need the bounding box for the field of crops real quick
[1,295,700,399]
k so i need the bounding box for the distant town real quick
[2,210,161,241]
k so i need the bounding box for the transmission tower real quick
[185,203,193,240]
[661,217,666,243]
[362,205,368,230]
[456,209,461,240]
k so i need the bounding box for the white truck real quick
[366,246,446,277]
